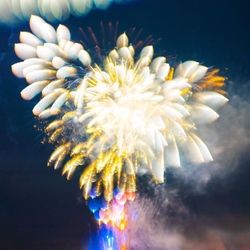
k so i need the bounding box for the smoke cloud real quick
[126,88,250,250]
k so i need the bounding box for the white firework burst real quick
[0,0,132,24]
[12,16,228,200]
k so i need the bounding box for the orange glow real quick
[121,244,127,250]
[118,219,127,231]
[198,68,227,95]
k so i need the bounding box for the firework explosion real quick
[0,0,132,25]
[12,15,228,249]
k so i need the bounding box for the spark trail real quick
[12,15,228,249]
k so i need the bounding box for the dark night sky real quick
[0,0,250,249]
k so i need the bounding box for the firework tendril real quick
[12,16,228,236]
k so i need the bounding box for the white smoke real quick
[125,86,250,249]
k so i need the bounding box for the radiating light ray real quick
[12,16,228,249]
[12,16,228,198]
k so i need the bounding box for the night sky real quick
[0,0,250,249]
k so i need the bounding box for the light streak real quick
[0,0,133,25]
[12,15,228,249]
